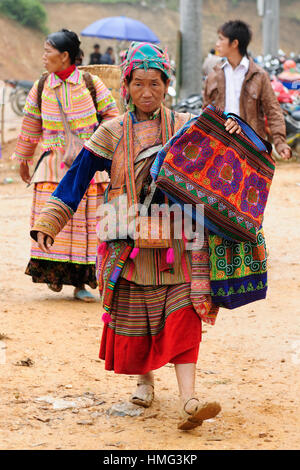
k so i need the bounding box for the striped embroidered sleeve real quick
[84,115,123,160]
[31,196,74,242]
[13,80,42,162]
[31,149,111,242]
[92,75,119,122]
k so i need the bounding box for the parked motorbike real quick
[256,54,284,77]
[281,103,300,153]
[267,65,300,157]
[173,94,203,116]
[4,79,33,116]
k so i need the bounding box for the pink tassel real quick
[102,312,112,324]
[166,247,175,264]
[130,247,140,259]
[60,162,65,170]
[182,232,188,247]
[96,222,100,233]
[97,241,107,256]
[90,178,95,185]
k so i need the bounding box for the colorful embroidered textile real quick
[31,111,213,328]
[13,68,118,184]
[84,109,193,286]
[99,278,201,374]
[190,233,220,325]
[152,105,275,242]
[121,239,191,285]
[95,109,193,287]
[209,229,268,309]
[100,241,133,313]
[26,258,97,288]
[32,111,193,286]
[30,181,105,265]
[84,115,124,160]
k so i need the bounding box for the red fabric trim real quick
[170,344,200,364]
[55,64,76,81]
[99,305,202,375]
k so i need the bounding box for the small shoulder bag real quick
[54,88,84,168]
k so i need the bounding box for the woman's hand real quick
[19,161,31,184]
[224,118,242,135]
[37,232,54,254]
[280,147,292,160]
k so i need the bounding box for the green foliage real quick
[41,0,179,10]
[39,0,266,10]
[0,0,48,33]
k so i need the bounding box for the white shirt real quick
[222,56,250,115]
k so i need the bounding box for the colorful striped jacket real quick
[13,67,119,183]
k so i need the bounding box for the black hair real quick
[94,44,100,49]
[210,48,216,54]
[75,48,84,66]
[218,20,252,56]
[46,29,81,64]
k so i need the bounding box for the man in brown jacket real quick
[203,20,291,160]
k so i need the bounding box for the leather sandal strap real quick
[183,398,200,415]
[136,380,154,388]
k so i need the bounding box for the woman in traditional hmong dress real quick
[13,29,119,302]
[30,42,241,429]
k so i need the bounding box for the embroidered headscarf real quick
[121,42,171,101]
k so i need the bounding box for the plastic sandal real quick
[130,380,154,408]
[74,289,96,303]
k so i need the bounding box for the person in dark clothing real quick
[100,47,115,65]
[89,44,102,65]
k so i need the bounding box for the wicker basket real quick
[79,64,124,113]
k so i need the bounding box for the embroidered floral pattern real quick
[207,150,243,197]
[241,173,269,218]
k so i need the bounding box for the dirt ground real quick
[0,140,299,451]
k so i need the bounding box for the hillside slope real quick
[0,16,44,80]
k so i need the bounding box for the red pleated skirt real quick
[99,279,202,375]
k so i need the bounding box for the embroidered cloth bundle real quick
[209,229,268,309]
[152,105,275,243]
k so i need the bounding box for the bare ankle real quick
[181,397,199,413]
[138,371,154,386]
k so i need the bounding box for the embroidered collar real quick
[48,67,82,88]
[131,107,161,123]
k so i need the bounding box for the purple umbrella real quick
[81,16,160,43]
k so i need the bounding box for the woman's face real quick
[42,41,70,73]
[126,68,170,116]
